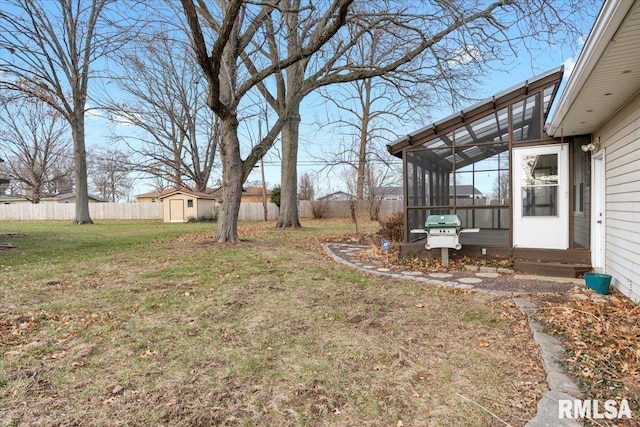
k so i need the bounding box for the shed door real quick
[169,199,185,222]
[513,144,569,249]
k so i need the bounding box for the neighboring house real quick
[546,0,640,302]
[0,158,9,185]
[387,0,640,302]
[0,194,28,205]
[0,192,105,204]
[318,191,356,201]
[158,188,218,223]
[370,185,482,202]
[135,189,176,203]
[454,185,483,200]
[370,186,404,200]
[237,186,271,203]
[41,193,105,204]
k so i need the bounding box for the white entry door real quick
[513,144,569,249]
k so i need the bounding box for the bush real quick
[366,196,382,221]
[310,199,328,219]
[378,213,404,242]
[187,213,217,223]
[270,185,281,207]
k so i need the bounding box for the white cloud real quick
[447,45,482,68]
[563,57,577,77]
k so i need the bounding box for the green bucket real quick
[584,272,612,295]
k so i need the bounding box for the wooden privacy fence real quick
[0,203,163,221]
[237,203,279,221]
[0,202,281,221]
[0,200,402,221]
[298,200,403,219]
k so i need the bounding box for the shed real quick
[158,188,218,223]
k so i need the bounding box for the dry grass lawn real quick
[1,219,546,426]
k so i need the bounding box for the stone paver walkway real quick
[323,243,582,295]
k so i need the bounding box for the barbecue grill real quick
[410,214,479,265]
[424,214,462,251]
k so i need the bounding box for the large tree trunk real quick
[276,109,302,228]
[71,111,93,224]
[215,117,243,242]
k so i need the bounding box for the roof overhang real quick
[548,0,640,137]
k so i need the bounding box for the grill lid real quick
[425,214,461,233]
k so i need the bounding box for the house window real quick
[151,197,156,203]
[187,199,194,208]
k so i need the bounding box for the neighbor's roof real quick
[371,186,403,197]
[454,185,483,197]
[387,67,564,157]
[42,193,106,202]
[0,194,27,202]
[548,0,640,137]
[318,191,356,200]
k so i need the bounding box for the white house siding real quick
[595,93,640,303]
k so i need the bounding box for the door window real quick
[520,153,558,216]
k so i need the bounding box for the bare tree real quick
[179,0,352,242]
[106,32,219,192]
[316,76,407,200]
[253,0,596,228]
[88,147,134,202]
[315,27,421,201]
[492,171,511,205]
[363,164,394,221]
[298,172,315,201]
[0,0,140,223]
[178,0,594,238]
[0,100,73,203]
[340,162,398,220]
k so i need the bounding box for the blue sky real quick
[81,2,602,199]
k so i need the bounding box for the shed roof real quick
[157,188,218,200]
